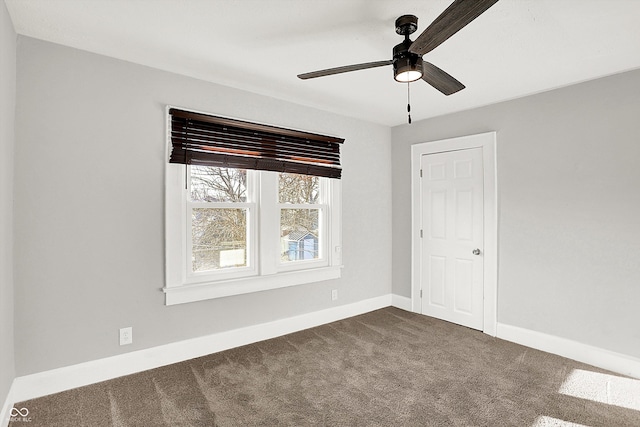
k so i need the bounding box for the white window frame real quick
[186,169,258,283]
[164,162,342,306]
[276,173,329,272]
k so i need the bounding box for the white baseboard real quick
[391,294,412,311]
[5,295,391,411]
[497,323,640,379]
[1,382,16,427]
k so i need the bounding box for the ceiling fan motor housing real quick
[393,39,423,82]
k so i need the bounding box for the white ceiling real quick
[5,0,640,126]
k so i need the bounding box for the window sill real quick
[163,265,342,305]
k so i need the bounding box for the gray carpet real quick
[10,307,640,426]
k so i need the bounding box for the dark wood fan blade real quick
[421,61,465,95]
[409,0,499,56]
[297,60,393,80]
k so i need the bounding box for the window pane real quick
[280,209,319,262]
[192,208,247,272]
[191,166,247,202]
[278,173,319,204]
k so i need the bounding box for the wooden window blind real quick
[169,108,344,179]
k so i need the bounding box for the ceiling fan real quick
[298,0,499,100]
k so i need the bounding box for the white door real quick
[420,147,484,330]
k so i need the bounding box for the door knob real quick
[472,248,481,256]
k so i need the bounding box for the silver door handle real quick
[472,248,481,256]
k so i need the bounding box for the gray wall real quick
[0,0,16,407]
[10,26,639,380]
[14,37,392,375]
[392,69,640,359]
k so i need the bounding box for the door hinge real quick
[420,289,423,298]
[420,169,423,178]
[420,229,423,238]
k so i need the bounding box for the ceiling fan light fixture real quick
[395,69,422,83]
[394,57,423,83]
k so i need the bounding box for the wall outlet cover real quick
[119,327,133,346]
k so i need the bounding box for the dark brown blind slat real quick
[169,129,340,162]
[169,109,344,179]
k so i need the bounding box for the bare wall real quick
[392,69,640,359]
[14,37,392,375]
[0,0,17,407]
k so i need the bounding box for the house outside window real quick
[283,231,318,261]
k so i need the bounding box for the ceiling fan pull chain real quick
[407,82,412,124]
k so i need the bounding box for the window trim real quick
[164,110,343,306]
[163,265,342,305]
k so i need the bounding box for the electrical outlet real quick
[331,289,338,301]
[335,246,342,264]
[119,327,133,346]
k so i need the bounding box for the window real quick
[189,166,254,277]
[279,173,322,263]
[164,109,343,305]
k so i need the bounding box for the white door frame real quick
[411,132,498,336]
